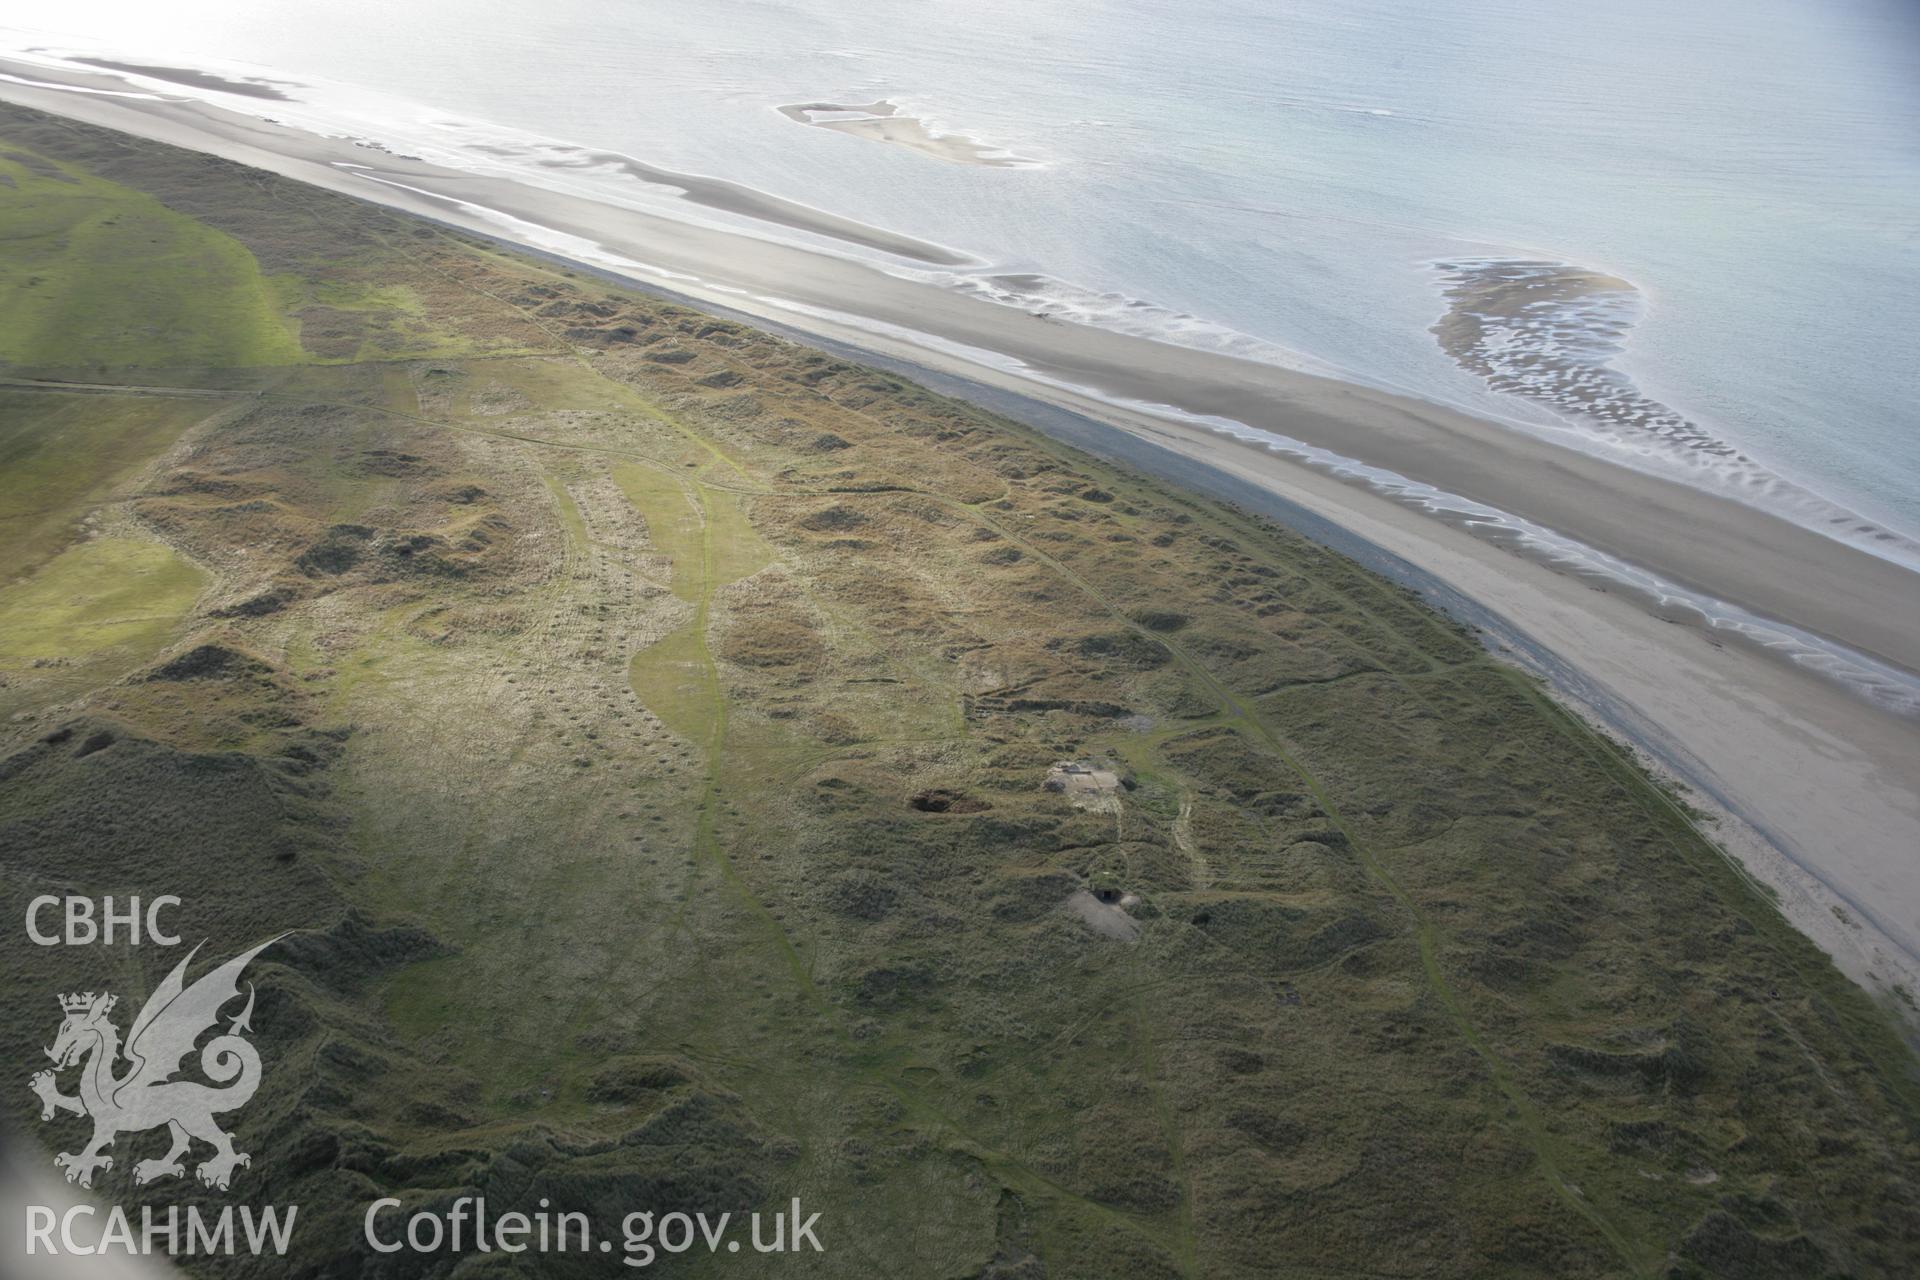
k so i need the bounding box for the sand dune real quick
[4,57,1916,1007]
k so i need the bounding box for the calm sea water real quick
[6,0,1919,547]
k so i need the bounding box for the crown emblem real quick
[59,992,114,1015]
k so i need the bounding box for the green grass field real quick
[0,389,224,580]
[0,534,203,662]
[0,148,304,368]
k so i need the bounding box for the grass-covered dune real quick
[1,102,1916,1278]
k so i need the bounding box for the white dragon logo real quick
[28,937,280,1192]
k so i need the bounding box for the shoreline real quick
[556,259,1920,1012]
[5,62,1916,682]
[3,68,1918,1007]
[9,50,1918,581]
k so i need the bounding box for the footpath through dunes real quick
[1,101,1918,1279]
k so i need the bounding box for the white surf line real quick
[8,57,1915,715]
[0,69,177,100]
[733,293,1920,718]
[13,41,1915,576]
[333,167,708,284]
[1425,254,1920,573]
[3,43,986,271]
[1143,406,1920,715]
[12,38,1918,577]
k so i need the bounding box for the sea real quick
[4,0,1919,558]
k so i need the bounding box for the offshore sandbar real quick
[4,61,1919,999]
[778,99,1037,168]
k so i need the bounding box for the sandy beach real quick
[1058,390,1920,1002]
[3,57,1917,1006]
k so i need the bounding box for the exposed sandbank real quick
[778,99,1035,167]
[3,59,1916,1004]
[528,143,976,265]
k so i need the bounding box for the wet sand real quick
[3,60,1917,1004]
[528,144,976,265]
[69,57,294,101]
[1049,389,1920,1003]
[778,100,1034,167]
